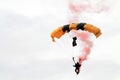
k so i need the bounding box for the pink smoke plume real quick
[68,0,90,23]
[67,0,105,75]
[68,0,91,14]
[72,31,93,64]
[68,0,107,63]
[68,0,109,23]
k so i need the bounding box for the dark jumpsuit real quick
[73,62,81,75]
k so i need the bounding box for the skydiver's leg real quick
[75,68,77,74]
[77,68,80,74]
[75,68,79,75]
[75,67,80,75]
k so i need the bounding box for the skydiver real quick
[72,57,81,75]
[72,37,77,47]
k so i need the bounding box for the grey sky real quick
[0,0,120,80]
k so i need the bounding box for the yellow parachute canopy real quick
[51,23,102,42]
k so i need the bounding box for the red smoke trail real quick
[68,0,109,23]
[68,0,91,14]
[67,0,105,75]
[68,0,90,23]
[72,31,93,64]
[68,0,107,63]
[68,0,94,65]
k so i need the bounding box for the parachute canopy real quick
[51,23,102,42]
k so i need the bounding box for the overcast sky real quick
[0,0,120,80]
